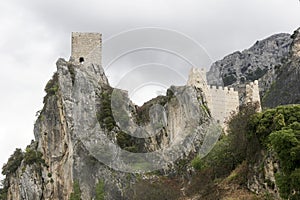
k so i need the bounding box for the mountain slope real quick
[207,33,292,88]
[262,28,300,107]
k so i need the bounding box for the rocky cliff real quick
[2,58,211,200]
[207,27,300,108]
[207,32,292,102]
[207,33,292,86]
[262,28,300,107]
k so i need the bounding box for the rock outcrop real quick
[4,58,211,200]
[206,27,300,108]
[207,33,292,99]
[247,151,280,199]
[262,28,300,107]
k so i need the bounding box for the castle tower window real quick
[71,32,102,65]
[79,57,84,63]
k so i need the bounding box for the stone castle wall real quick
[208,85,239,125]
[187,67,260,127]
[71,32,102,65]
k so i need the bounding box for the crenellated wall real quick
[187,67,261,127]
[208,85,239,126]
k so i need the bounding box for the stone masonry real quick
[245,80,261,111]
[187,67,261,127]
[70,32,102,65]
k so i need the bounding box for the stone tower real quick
[70,32,102,65]
[187,67,211,104]
[245,80,261,111]
[187,67,208,88]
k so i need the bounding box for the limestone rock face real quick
[247,151,280,199]
[291,28,300,58]
[6,163,44,200]
[5,58,211,200]
[206,28,300,108]
[262,28,300,107]
[207,33,292,94]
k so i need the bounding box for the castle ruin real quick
[187,67,261,127]
[70,32,102,65]
[70,32,261,128]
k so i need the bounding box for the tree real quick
[269,122,300,199]
[249,105,300,199]
[227,102,261,163]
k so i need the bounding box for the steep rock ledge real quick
[4,58,211,200]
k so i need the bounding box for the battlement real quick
[209,85,237,93]
[187,67,261,128]
[246,80,259,87]
[208,83,239,127]
[70,32,102,65]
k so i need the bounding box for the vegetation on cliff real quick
[2,98,300,200]
[43,72,59,104]
[0,142,46,200]
[189,104,300,199]
[249,105,300,199]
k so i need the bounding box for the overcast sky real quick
[0,0,299,179]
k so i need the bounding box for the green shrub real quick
[191,156,206,170]
[0,182,8,200]
[223,74,237,86]
[269,122,300,199]
[24,147,45,166]
[249,105,300,199]
[97,88,117,131]
[2,148,24,176]
[249,105,300,145]
[201,136,236,177]
[196,103,261,178]
[44,72,59,103]
[44,73,59,95]
[70,180,81,200]
[246,67,268,81]
[190,104,300,199]
[95,180,105,200]
[116,131,139,153]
